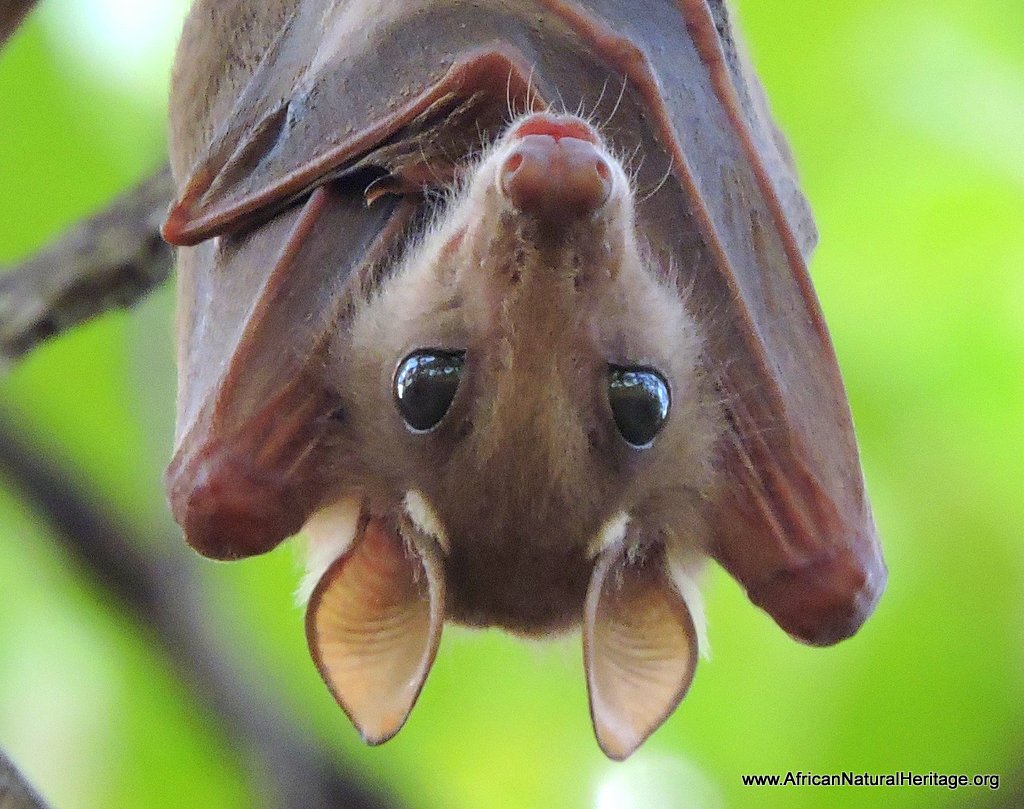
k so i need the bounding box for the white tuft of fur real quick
[403,490,450,554]
[295,497,362,606]
[664,544,710,660]
[589,511,631,559]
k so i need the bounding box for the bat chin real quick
[510,113,600,144]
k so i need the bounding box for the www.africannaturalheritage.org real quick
[741,771,1000,790]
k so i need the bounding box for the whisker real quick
[605,73,629,127]
[588,76,611,123]
[638,157,674,205]
[526,63,539,114]
[505,68,515,120]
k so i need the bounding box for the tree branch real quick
[0,750,50,809]
[1,17,389,801]
[0,409,400,809]
[0,167,175,367]
[0,0,38,49]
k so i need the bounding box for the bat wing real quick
[166,185,412,559]
[164,1,548,559]
[166,0,883,643]
[560,0,885,644]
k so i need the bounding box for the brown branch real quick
[0,167,175,366]
[1,5,174,366]
[0,750,50,809]
[0,0,38,49]
[0,409,401,809]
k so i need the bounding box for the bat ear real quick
[306,515,445,744]
[584,540,698,760]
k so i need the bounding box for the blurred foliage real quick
[0,1,1021,808]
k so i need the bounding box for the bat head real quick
[304,113,719,757]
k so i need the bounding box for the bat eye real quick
[394,350,465,432]
[608,366,671,448]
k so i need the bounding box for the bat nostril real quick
[595,159,610,181]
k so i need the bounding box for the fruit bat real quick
[162,0,887,760]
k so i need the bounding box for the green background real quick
[1,1,1021,807]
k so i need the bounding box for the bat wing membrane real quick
[534,0,885,644]
[167,187,410,559]
[165,2,546,558]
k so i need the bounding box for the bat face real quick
[309,113,714,631]
[164,0,886,762]
[299,114,712,755]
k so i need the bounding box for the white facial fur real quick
[297,497,361,605]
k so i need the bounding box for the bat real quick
[162,0,887,760]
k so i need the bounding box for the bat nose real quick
[500,130,612,221]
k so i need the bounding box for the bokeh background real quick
[1,0,1021,807]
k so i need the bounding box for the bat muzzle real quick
[499,114,612,222]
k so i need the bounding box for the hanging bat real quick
[162,0,886,760]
